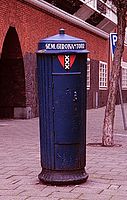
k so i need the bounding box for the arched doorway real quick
[0,26,26,118]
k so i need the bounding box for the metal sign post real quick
[110,33,127,130]
[118,80,127,130]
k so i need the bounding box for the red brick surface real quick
[0,0,109,117]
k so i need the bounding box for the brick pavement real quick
[0,105,127,199]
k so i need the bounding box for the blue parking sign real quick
[110,33,117,58]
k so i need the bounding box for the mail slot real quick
[37,29,89,185]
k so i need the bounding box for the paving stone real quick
[27,197,59,200]
[50,191,81,199]
[17,190,53,197]
[76,181,110,190]
[0,197,28,200]
[101,189,127,196]
[111,195,127,200]
[0,105,127,199]
[79,193,113,200]
[108,184,120,190]
[0,189,25,196]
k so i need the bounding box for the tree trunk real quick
[102,8,126,146]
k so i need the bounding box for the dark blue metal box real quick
[37,29,89,185]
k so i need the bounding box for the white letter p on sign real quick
[113,35,117,46]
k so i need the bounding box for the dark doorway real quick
[0,27,26,118]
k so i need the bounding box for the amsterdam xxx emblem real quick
[58,55,76,70]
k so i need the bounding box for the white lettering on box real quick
[45,43,85,50]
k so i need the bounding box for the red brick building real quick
[0,0,126,119]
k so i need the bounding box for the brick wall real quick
[0,0,109,118]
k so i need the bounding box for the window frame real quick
[99,61,108,90]
[87,58,90,90]
[124,27,127,46]
[122,64,127,90]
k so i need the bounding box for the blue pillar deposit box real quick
[36,29,89,185]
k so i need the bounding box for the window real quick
[87,58,90,89]
[122,61,127,89]
[97,0,106,14]
[99,61,108,89]
[125,27,127,45]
